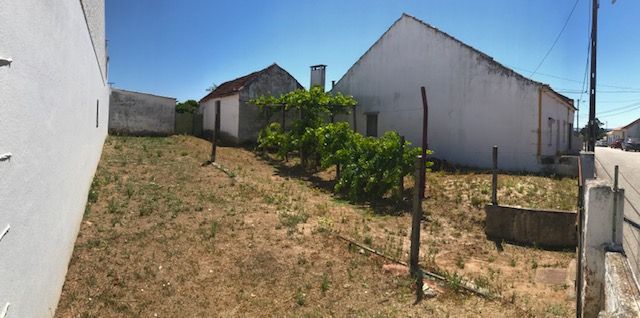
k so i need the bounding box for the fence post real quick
[211,102,220,162]
[410,155,424,302]
[420,87,429,200]
[281,105,288,161]
[492,146,498,206]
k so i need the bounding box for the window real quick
[366,113,378,137]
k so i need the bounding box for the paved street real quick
[595,146,640,276]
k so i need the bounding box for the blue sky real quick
[106,0,640,129]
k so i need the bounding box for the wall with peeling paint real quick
[333,14,574,172]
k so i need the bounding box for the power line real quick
[529,0,581,77]
[596,101,640,115]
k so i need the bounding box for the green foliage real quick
[175,100,199,113]
[252,88,432,201]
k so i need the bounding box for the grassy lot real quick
[56,135,577,317]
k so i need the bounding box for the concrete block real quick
[601,252,640,317]
[484,205,577,248]
[580,151,595,182]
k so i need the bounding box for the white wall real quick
[0,1,108,317]
[333,15,574,171]
[201,94,240,142]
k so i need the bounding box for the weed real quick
[444,271,463,292]
[321,273,330,293]
[531,258,538,269]
[455,256,465,269]
[209,221,219,239]
[316,216,333,233]
[279,210,309,228]
[510,258,517,267]
[295,288,306,306]
[125,182,135,198]
[363,235,373,246]
[107,199,120,214]
[545,304,567,317]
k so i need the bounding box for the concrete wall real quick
[484,205,577,248]
[109,89,176,136]
[0,1,109,317]
[333,14,574,172]
[626,121,640,139]
[201,94,240,143]
[239,65,302,143]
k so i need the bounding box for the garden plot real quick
[56,135,577,317]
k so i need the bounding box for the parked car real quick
[596,139,608,147]
[622,137,640,152]
[610,139,624,149]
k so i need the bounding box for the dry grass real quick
[56,136,576,317]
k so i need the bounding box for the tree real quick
[206,83,218,92]
[175,100,199,113]
[580,117,607,140]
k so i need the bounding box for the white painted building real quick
[0,1,108,317]
[607,119,640,144]
[333,14,577,172]
[199,64,301,144]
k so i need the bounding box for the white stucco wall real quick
[333,14,574,171]
[0,1,108,317]
[201,94,240,142]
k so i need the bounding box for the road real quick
[595,146,640,277]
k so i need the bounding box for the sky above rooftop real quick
[106,0,640,129]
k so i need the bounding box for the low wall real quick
[484,204,577,248]
[109,89,176,136]
[175,112,202,136]
[601,252,640,317]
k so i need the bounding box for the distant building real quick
[607,118,640,143]
[199,64,302,144]
[333,13,578,172]
[0,1,108,316]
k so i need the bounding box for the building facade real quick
[0,1,109,317]
[199,64,302,144]
[333,14,577,172]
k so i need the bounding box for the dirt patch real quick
[56,136,575,317]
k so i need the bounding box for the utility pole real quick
[587,0,598,151]
[576,100,580,133]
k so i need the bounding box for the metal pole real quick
[492,146,498,206]
[410,156,424,302]
[420,87,429,200]
[613,165,619,244]
[587,0,598,152]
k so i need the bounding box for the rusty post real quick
[492,146,498,206]
[410,156,424,302]
[211,102,221,162]
[281,105,288,161]
[420,87,429,200]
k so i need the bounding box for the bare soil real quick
[56,135,576,317]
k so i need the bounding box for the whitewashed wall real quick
[201,94,240,142]
[0,1,108,317]
[333,14,574,172]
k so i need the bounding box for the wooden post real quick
[211,102,221,162]
[419,87,429,200]
[410,156,424,302]
[281,105,288,162]
[336,164,341,180]
[491,145,498,206]
[398,136,405,198]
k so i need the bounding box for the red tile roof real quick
[199,64,279,103]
